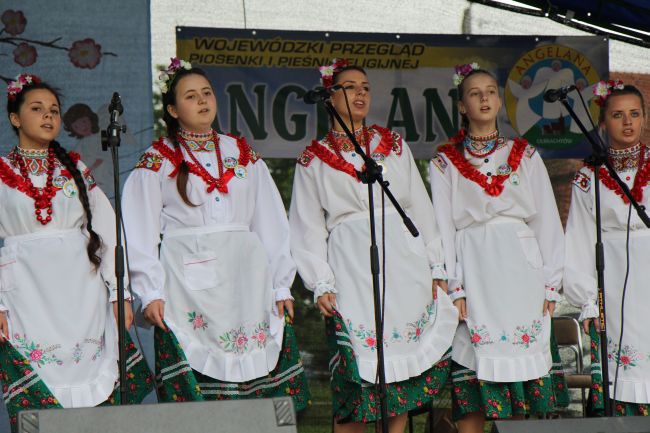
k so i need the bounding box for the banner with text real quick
[177,28,607,159]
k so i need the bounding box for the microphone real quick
[543,85,576,103]
[108,92,123,124]
[303,84,343,104]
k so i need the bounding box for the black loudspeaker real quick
[18,397,296,433]
[494,416,650,433]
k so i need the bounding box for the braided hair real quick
[161,67,212,207]
[7,82,102,269]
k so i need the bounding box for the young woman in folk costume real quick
[0,74,152,431]
[290,59,458,433]
[565,81,650,416]
[429,64,568,432]
[122,58,309,409]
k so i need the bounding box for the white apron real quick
[159,224,284,382]
[601,229,650,403]
[0,229,118,407]
[452,217,552,382]
[328,211,458,384]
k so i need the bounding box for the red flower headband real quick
[593,79,625,107]
[157,57,192,93]
[318,58,350,88]
[452,62,480,86]
[7,73,41,102]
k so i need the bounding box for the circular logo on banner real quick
[504,44,601,151]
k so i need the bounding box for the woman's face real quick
[602,93,645,149]
[330,69,370,128]
[458,73,501,131]
[9,89,61,148]
[167,73,217,133]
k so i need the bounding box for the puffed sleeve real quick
[249,159,296,301]
[401,142,447,280]
[121,154,166,309]
[563,169,599,321]
[289,162,337,302]
[430,153,465,301]
[525,150,565,301]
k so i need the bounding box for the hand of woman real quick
[143,299,167,331]
[317,293,337,317]
[0,312,8,343]
[583,318,601,334]
[276,300,295,320]
[113,301,134,330]
[454,298,467,321]
[542,300,556,317]
[432,279,448,300]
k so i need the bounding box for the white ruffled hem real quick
[49,313,119,408]
[51,358,119,408]
[474,350,552,382]
[168,313,285,383]
[452,322,553,382]
[355,287,458,383]
[611,378,650,404]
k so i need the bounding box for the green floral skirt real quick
[0,333,153,433]
[326,312,451,423]
[451,326,568,421]
[587,323,649,416]
[154,315,311,412]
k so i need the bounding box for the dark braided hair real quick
[7,82,102,269]
[50,141,102,268]
[162,67,213,207]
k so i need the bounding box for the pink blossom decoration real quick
[157,57,192,93]
[319,58,350,88]
[7,73,41,102]
[68,38,102,69]
[453,62,480,86]
[29,349,43,362]
[1,10,27,36]
[192,315,205,329]
[593,79,625,107]
[13,42,37,67]
[235,332,248,349]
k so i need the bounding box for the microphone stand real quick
[318,97,419,433]
[557,94,650,417]
[101,93,129,405]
